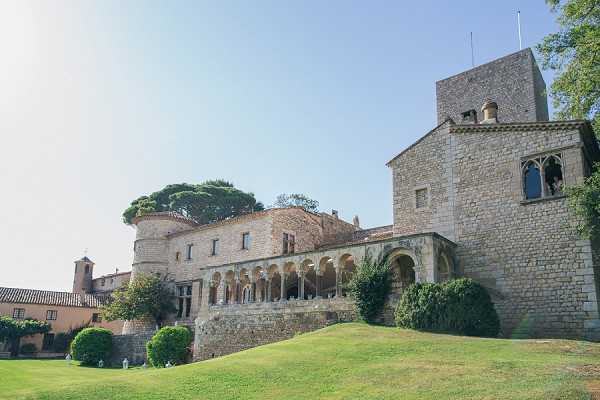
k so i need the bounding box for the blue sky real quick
[0,1,560,291]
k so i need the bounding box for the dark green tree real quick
[272,193,320,213]
[122,180,264,224]
[101,274,176,327]
[0,316,51,356]
[346,256,391,323]
[537,0,600,133]
[566,163,600,238]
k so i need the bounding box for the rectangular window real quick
[12,308,25,319]
[283,233,296,254]
[92,313,102,323]
[415,188,428,209]
[175,251,180,262]
[186,244,193,260]
[242,232,251,250]
[211,239,219,256]
[176,285,192,318]
[46,310,57,321]
[42,333,55,351]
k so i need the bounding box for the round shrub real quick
[146,326,192,367]
[70,327,113,366]
[20,343,37,355]
[346,256,391,323]
[395,278,500,337]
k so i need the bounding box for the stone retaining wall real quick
[111,332,154,366]
[193,297,356,361]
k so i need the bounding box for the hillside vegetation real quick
[1,323,599,399]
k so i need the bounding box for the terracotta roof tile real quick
[0,287,110,308]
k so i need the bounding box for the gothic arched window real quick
[522,153,564,200]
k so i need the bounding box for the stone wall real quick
[193,298,356,361]
[111,332,153,366]
[436,48,548,124]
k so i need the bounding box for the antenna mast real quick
[517,11,522,50]
[470,32,474,67]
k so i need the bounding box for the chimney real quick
[353,215,360,228]
[331,209,339,219]
[481,100,498,124]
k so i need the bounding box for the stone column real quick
[315,273,321,298]
[218,279,227,305]
[235,279,241,304]
[299,271,305,300]
[335,268,342,298]
[266,279,271,302]
[250,282,256,303]
[280,272,287,301]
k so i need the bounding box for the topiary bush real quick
[395,278,500,337]
[70,327,113,366]
[346,256,391,323]
[19,343,37,355]
[146,325,192,367]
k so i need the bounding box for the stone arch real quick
[319,256,336,298]
[209,272,221,305]
[253,266,267,302]
[283,261,299,300]
[268,264,281,302]
[339,253,357,296]
[301,259,316,300]
[239,268,251,304]
[224,270,235,304]
[436,253,452,283]
[387,249,417,299]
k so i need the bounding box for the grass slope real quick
[1,323,599,400]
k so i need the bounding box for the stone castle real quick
[82,49,600,361]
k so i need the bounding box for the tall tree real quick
[101,274,176,328]
[272,193,320,213]
[122,180,264,225]
[0,316,51,356]
[537,0,600,133]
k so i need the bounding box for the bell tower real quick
[72,256,94,294]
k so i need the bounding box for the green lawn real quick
[1,323,599,399]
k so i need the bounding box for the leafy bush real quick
[70,328,113,366]
[346,256,391,323]
[20,343,37,354]
[395,278,500,337]
[146,326,192,367]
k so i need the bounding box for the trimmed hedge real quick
[20,343,37,354]
[70,327,113,366]
[395,278,500,337]
[146,326,192,367]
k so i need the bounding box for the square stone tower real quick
[436,48,549,124]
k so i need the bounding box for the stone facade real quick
[114,47,600,362]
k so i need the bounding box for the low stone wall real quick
[194,297,357,361]
[111,332,154,366]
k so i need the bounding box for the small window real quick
[13,308,25,319]
[211,239,219,256]
[175,251,180,262]
[415,188,428,209]
[289,234,295,253]
[186,244,193,260]
[242,232,251,250]
[46,310,58,320]
[283,233,289,254]
[461,109,477,123]
[42,333,55,351]
[92,313,102,323]
[84,264,90,274]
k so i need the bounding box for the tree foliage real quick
[101,273,176,327]
[272,193,320,213]
[395,278,500,338]
[146,326,192,367]
[0,316,51,356]
[537,0,600,133]
[122,180,265,224]
[566,163,600,238]
[346,256,391,323]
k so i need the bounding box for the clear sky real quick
[0,1,560,291]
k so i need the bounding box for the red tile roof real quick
[0,287,110,309]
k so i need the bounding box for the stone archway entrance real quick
[389,254,416,298]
